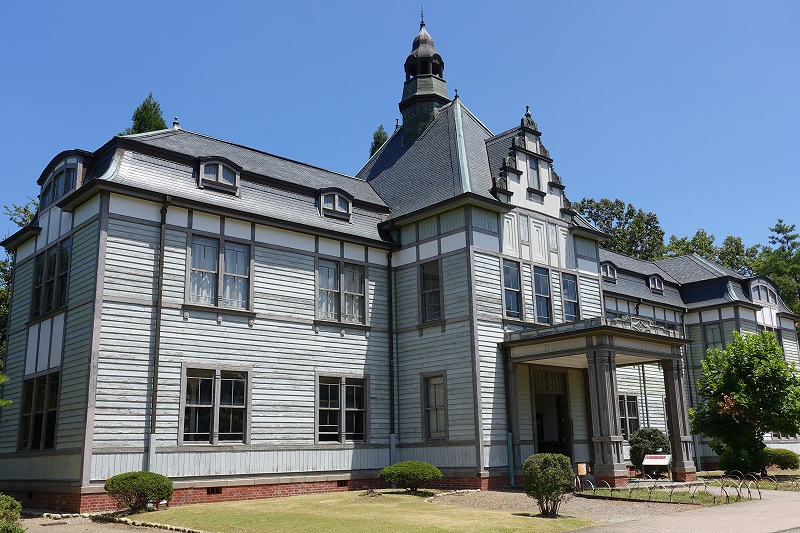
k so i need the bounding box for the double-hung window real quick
[190,236,251,310]
[534,266,551,324]
[562,273,579,322]
[528,157,540,190]
[18,372,60,451]
[619,394,639,440]
[317,260,365,323]
[31,238,71,319]
[503,260,521,319]
[421,261,442,322]
[423,375,446,440]
[318,376,366,442]
[183,368,248,444]
[704,323,723,352]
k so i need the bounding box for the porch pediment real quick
[503,317,690,368]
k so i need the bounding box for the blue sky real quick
[1,1,798,249]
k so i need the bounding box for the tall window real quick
[562,273,579,322]
[18,372,59,451]
[32,238,71,319]
[317,260,365,323]
[318,376,366,442]
[190,236,250,309]
[183,368,248,444]
[704,323,723,352]
[503,260,521,319]
[528,158,540,190]
[619,394,639,440]
[534,266,551,324]
[424,375,446,440]
[421,261,441,322]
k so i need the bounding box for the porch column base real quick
[593,463,628,487]
[672,466,697,482]
[594,475,629,487]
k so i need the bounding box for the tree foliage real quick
[665,229,758,276]
[628,427,670,475]
[378,461,442,492]
[523,453,574,517]
[690,331,800,473]
[121,92,167,135]
[370,124,388,157]
[751,219,800,315]
[1,199,38,409]
[104,471,173,512]
[574,198,665,260]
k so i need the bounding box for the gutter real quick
[387,249,398,464]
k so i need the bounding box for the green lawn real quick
[129,490,596,533]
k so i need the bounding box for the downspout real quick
[502,347,515,486]
[387,248,398,464]
[148,195,171,471]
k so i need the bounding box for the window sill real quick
[527,187,546,198]
[27,307,68,328]
[200,178,240,196]
[313,319,370,331]
[182,303,256,318]
[321,208,352,222]
[548,181,565,190]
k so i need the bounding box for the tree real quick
[690,331,800,473]
[1,199,37,409]
[121,92,167,135]
[573,198,665,260]
[751,219,800,314]
[369,125,388,157]
[664,228,718,261]
[717,236,757,276]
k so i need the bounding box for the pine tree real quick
[370,125,388,157]
[121,92,167,135]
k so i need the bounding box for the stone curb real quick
[30,512,220,533]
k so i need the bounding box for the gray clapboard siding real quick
[617,364,667,433]
[397,444,476,469]
[7,256,33,331]
[57,303,94,448]
[68,218,100,307]
[516,365,533,440]
[477,320,506,443]
[161,229,187,305]
[567,368,589,461]
[722,319,737,345]
[393,266,418,329]
[578,276,602,319]
[473,253,501,318]
[551,273,563,322]
[396,320,475,444]
[782,330,800,366]
[521,264,534,321]
[254,246,315,319]
[103,218,158,301]
[0,453,83,481]
[442,253,469,318]
[740,319,759,335]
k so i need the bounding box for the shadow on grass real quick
[378,489,437,498]
[511,512,573,519]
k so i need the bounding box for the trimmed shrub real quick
[104,471,173,512]
[523,453,574,517]
[629,427,671,476]
[0,494,21,522]
[763,448,800,470]
[378,461,442,492]
[0,520,25,533]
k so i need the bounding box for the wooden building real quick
[1,19,798,512]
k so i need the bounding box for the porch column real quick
[662,358,697,481]
[504,356,521,484]
[586,348,628,486]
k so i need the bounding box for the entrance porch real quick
[503,317,697,486]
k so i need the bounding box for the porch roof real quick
[503,317,691,369]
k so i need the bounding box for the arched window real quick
[199,159,240,194]
[600,263,617,282]
[752,282,778,305]
[320,191,352,220]
[649,276,664,293]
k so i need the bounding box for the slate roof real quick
[357,99,498,219]
[123,129,387,208]
[656,254,745,284]
[599,249,678,283]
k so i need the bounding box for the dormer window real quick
[601,263,617,282]
[752,283,778,305]
[320,191,352,221]
[199,159,240,194]
[41,158,78,209]
[649,275,664,294]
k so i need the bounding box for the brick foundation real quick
[594,475,629,488]
[3,474,516,513]
[673,471,697,482]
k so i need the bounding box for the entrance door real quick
[531,370,572,459]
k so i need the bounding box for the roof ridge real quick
[355,124,402,177]
[456,99,494,137]
[131,128,369,184]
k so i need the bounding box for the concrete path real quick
[583,488,800,532]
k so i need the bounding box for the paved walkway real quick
[583,488,800,532]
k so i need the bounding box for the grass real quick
[583,488,719,505]
[128,490,596,533]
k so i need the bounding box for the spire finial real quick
[454,88,459,99]
[525,105,531,118]
[172,117,180,129]
[420,6,425,27]
[395,118,400,130]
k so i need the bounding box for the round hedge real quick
[378,461,442,492]
[104,471,174,512]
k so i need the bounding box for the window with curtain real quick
[503,260,521,319]
[190,236,250,309]
[534,266,551,324]
[317,261,365,324]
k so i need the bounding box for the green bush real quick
[0,520,25,533]
[523,453,574,517]
[763,447,800,470]
[629,427,671,475]
[104,471,173,512]
[378,461,442,492]
[0,494,21,522]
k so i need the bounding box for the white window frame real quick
[187,234,253,311]
[619,394,640,440]
[41,158,79,210]
[752,282,778,305]
[316,259,367,324]
[649,275,664,293]
[320,190,352,221]
[561,272,579,322]
[317,375,367,443]
[199,160,241,194]
[534,266,551,324]
[703,322,724,352]
[179,365,251,445]
[502,259,522,319]
[600,263,617,282]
